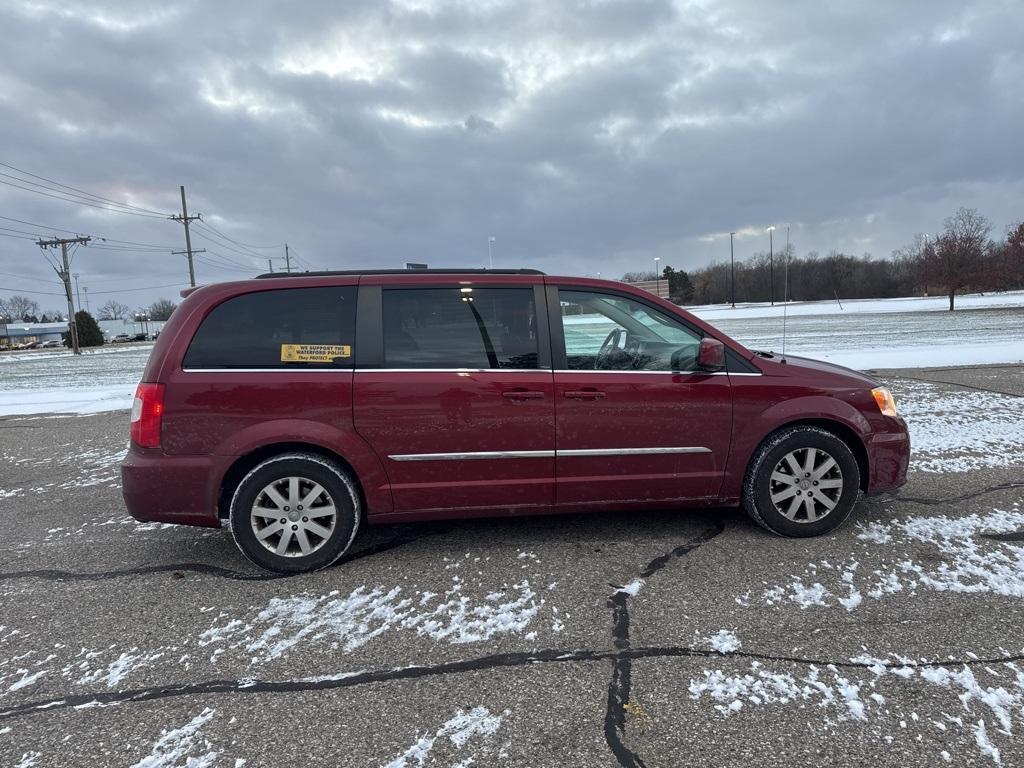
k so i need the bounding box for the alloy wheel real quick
[768,447,844,523]
[250,476,337,557]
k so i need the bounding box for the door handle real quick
[564,390,607,400]
[502,390,545,401]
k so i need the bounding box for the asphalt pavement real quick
[1,365,1023,767]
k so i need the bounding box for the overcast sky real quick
[1,0,1022,311]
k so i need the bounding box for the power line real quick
[0,161,172,216]
[195,218,283,250]
[190,225,266,263]
[1,281,187,296]
[0,177,169,219]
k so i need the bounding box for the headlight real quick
[871,386,897,417]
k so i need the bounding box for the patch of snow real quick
[614,579,645,597]
[380,706,506,768]
[130,708,218,768]
[706,630,741,654]
[203,579,542,662]
[8,669,46,692]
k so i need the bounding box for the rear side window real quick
[383,287,539,369]
[183,287,356,369]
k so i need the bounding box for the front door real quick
[551,286,732,508]
[354,283,555,514]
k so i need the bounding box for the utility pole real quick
[268,259,274,273]
[488,236,495,269]
[171,185,203,287]
[767,226,776,306]
[73,273,82,313]
[285,243,292,273]
[729,232,736,308]
[82,286,90,314]
[37,236,91,355]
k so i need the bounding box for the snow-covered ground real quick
[691,289,1024,320]
[0,345,150,416]
[690,291,1024,369]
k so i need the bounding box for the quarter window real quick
[183,287,356,369]
[383,287,539,369]
[559,289,701,371]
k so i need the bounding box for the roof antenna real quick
[781,225,790,364]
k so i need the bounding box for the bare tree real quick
[148,298,177,321]
[928,207,992,310]
[2,295,41,321]
[97,300,131,321]
[620,271,658,282]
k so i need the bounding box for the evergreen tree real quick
[74,310,104,347]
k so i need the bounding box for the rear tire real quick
[742,426,860,538]
[229,453,361,574]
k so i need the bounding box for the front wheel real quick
[229,453,361,573]
[742,426,861,537]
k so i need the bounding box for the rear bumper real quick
[121,448,225,528]
[864,419,910,494]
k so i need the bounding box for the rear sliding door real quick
[353,283,556,514]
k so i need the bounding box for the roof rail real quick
[254,268,545,279]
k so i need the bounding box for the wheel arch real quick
[217,442,367,520]
[750,418,870,492]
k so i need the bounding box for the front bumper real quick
[864,418,911,494]
[121,448,225,528]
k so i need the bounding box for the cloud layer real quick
[1,0,1021,306]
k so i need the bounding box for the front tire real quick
[742,426,860,537]
[229,453,361,574]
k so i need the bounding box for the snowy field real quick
[691,290,1024,369]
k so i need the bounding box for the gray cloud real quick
[1,0,1021,309]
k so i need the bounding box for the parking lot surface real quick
[1,366,1023,767]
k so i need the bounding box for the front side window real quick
[383,287,539,369]
[183,286,356,369]
[559,289,701,371]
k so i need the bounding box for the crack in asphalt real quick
[4,641,1022,724]
[603,520,726,767]
[883,372,1024,399]
[0,528,450,583]
[865,481,1024,508]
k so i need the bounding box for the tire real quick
[229,452,361,574]
[742,426,861,538]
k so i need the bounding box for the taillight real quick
[130,382,165,448]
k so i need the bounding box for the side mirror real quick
[697,337,725,372]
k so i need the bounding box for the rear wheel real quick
[229,453,361,573]
[742,426,860,537]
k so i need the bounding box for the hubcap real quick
[250,476,337,558]
[768,447,844,523]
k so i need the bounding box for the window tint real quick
[559,289,701,371]
[383,287,539,369]
[183,287,356,369]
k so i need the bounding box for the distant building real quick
[0,321,66,348]
[623,279,670,299]
[1,318,167,349]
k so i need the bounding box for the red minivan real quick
[122,269,909,573]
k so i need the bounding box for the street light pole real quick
[729,232,736,308]
[654,257,661,297]
[767,226,776,306]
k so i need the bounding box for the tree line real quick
[0,296,178,323]
[632,208,1024,310]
